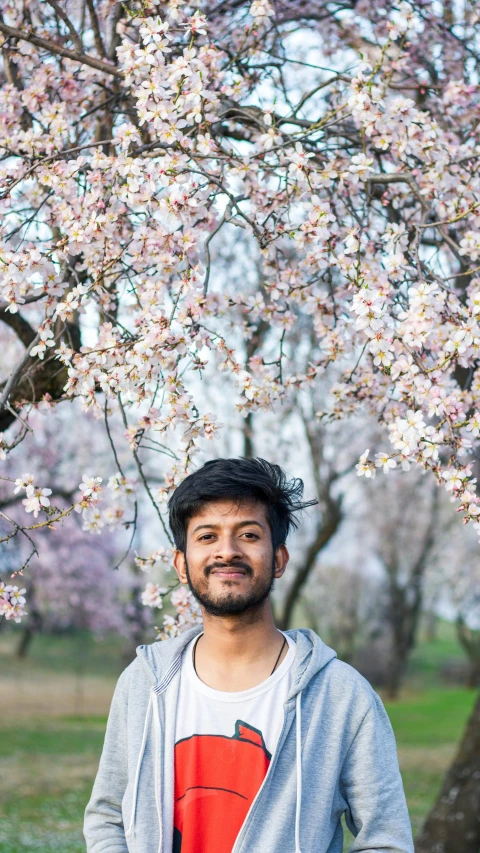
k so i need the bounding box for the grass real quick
[385,687,476,746]
[0,720,106,853]
[0,621,478,852]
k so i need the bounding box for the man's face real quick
[173,498,289,617]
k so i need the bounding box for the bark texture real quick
[415,691,480,853]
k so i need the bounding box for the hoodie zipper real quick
[230,699,293,853]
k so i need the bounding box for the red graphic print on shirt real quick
[173,720,271,853]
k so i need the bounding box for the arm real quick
[84,670,129,853]
[341,692,414,853]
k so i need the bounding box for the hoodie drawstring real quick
[126,688,163,851]
[295,690,303,853]
[152,687,163,853]
[126,692,153,838]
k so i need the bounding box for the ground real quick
[0,622,477,852]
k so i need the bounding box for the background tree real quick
[300,562,384,669]
[363,472,439,698]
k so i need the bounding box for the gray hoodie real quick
[84,627,414,853]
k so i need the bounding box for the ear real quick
[173,549,189,585]
[274,544,289,579]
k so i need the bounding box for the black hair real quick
[168,457,317,552]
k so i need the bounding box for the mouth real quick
[209,567,249,579]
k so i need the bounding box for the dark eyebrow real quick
[192,520,266,534]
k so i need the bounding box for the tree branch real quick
[0,21,123,78]
[85,0,107,58]
[0,308,37,347]
[0,333,40,415]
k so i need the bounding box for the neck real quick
[199,599,282,666]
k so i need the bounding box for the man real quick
[84,457,414,853]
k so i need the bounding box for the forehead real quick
[187,498,268,531]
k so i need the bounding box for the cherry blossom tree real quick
[1,2,480,847]
[1,0,480,567]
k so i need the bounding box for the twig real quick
[104,398,125,477]
[118,396,173,545]
[113,499,138,571]
[0,510,39,557]
[4,402,32,433]
[45,0,84,53]
[203,203,236,296]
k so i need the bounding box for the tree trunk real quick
[467,660,480,689]
[385,646,407,699]
[277,497,341,630]
[384,489,437,699]
[122,574,151,666]
[385,587,407,699]
[384,582,421,699]
[16,593,42,658]
[424,610,438,642]
[415,691,480,853]
[456,617,480,689]
[16,624,34,658]
[243,412,254,458]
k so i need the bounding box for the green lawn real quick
[0,719,106,853]
[0,622,478,852]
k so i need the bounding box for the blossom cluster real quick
[135,548,174,572]
[0,582,27,622]
[157,587,203,640]
[14,474,52,518]
[1,0,480,627]
[142,582,168,609]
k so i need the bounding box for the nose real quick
[213,534,243,563]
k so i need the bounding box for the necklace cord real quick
[270,635,287,675]
[192,634,287,679]
[192,635,201,676]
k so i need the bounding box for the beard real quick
[185,557,275,617]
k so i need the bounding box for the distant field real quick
[0,622,477,853]
[0,630,124,718]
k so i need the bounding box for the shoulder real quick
[326,657,376,693]
[114,656,150,698]
[309,657,378,715]
[114,628,200,695]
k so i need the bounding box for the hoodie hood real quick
[135,626,337,698]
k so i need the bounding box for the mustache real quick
[205,561,253,576]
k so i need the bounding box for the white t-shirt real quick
[173,632,295,853]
